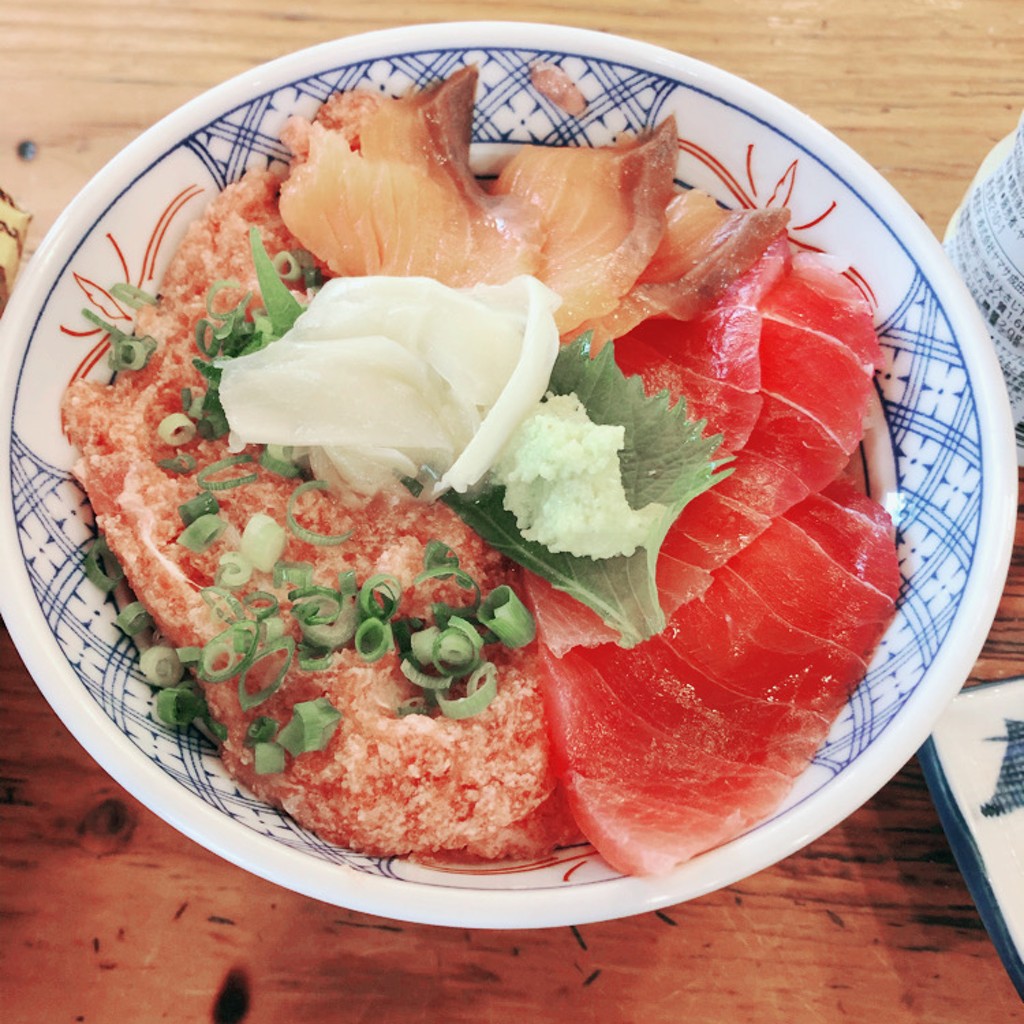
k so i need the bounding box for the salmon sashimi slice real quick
[491,118,678,335]
[579,191,792,343]
[279,67,543,286]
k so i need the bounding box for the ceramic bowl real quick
[0,21,1016,928]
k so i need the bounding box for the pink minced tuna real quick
[62,170,579,862]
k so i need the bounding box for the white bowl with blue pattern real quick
[0,22,1017,927]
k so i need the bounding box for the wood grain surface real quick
[2,1,1023,1020]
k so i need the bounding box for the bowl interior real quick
[0,23,1015,927]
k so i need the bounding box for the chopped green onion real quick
[299,609,356,651]
[354,617,392,663]
[396,696,432,717]
[204,279,246,316]
[273,560,313,589]
[390,616,424,658]
[298,645,335,671]
[178,491,220,527]
[253,741,286,775]
[237,637,294,711]
[155,685,206,727]
[240,513,286,572]
[157,412,197,447]
[197,454,258,492]
[204,714,228,742]
[157,453,197,474]
[243,591,280,621]
[436,662,498,720]
[303,264,323,291]
[259,443,302,478]
[276,697,342,756]
[478,586,536,649]
[115,600,152,636]
[175,645,201,667]
[286,480,352,546]
[291,587,357,648]
[109,333,158,371]
[289,586,344,625]
[109,282,157,309]
[337,570,358,598]
[357,573,402,623]
[422,539,460,572]
[409,625,440,667]
[215,551,253,589]
[245,716,278,746]
[83,536,124,593]
[200,585,246,624]
[414,542,481,623]
[83,309,159,372]
[139,645,184,688]
[180,386,206,420]
[175,512,227,553]
[430,617,483,676]
[258,615,286,644]
[292,586,355,648]
[399,658,450,691]
[271,250,303,282]
[198,621,258,683]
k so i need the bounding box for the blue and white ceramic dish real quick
[0,22,1017,927]
[921,678,1024,998]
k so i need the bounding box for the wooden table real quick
[2,1,1023,1019]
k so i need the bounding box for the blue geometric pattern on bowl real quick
[8,45,979,886]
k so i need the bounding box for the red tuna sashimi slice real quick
[761,253,883,372]
[523,571,622,656]
[538,637,827,876]
[665,568,871,718]
[653,450,809,617]
[538,482,898,876]
[654,259,880,603]
[755,317,876,456]
[716,513,897,658]
[613,307,763,453]
[279,67,542,286]
[786,477,901,599]
[566,775,791,877]
[665,481,897,716]
[612,233,793,450]
[491,119,678,335]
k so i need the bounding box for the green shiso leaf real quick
[249,227,305,341]
[441,334,730,648]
